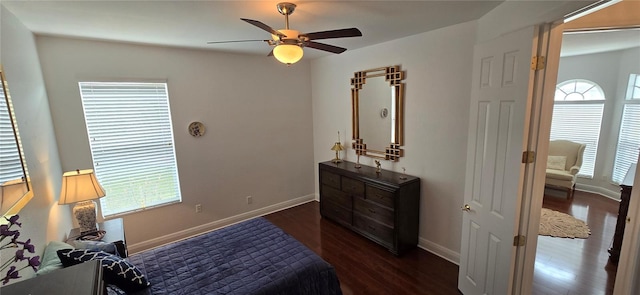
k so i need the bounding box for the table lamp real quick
[58,169,106,234]
[331,131,344,163]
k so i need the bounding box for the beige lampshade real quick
[58,169,106,205]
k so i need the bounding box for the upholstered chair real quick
[545,140,587,199]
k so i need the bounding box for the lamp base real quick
[73,200,98,234]
[332,150,342,163]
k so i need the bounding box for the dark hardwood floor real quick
[265,201,460,295]
[264,191,619,295]
[533,189,619,295]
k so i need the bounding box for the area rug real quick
[539,208,591,239]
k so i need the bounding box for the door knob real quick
[461,204,471,212]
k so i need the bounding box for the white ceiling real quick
[2,0,504,59]
[2,1,637,60]
[561,29,640,57]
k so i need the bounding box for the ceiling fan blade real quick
[302,28,362,40]
[306,41,347,54]
[241,18,285,38]
[207,39,267,44]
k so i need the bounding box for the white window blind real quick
[79,82,181,216]
[627,73,640,99]
[0,84,24,183]
[550,80,605,178]
[550,104,604,177]
[612,74,640,183]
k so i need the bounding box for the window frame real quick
[78,81,182,217]
[612,74,640,183]
[549,79,606,179]
[0,82,25,184]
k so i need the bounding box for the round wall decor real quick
[380,108,389,118]
[188,122,205,137]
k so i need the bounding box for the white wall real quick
[0,6,73,283]
[311,21,477,262]
[35,36,315,249]
[557,47,640,198]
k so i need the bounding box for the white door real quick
[458,26,541,295]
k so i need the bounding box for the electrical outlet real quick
[246,196,253,204]
[195,204,202,213]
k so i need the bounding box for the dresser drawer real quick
[354,213,393,246]
[322,185,352,209]
[354,197,394,227]
[366,185,394,208]
[321,171,341,189]
[342,177,365,196]
[321,200,352,226]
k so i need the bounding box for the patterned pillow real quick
[73,240,118,256]
[106,284,127,295]
[57,249,150,292]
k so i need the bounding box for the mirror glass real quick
[0,66,33,221]
[358,77,394,151]
[351,65,405,161]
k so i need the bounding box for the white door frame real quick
[510,22,565,294]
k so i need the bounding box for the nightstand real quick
[0,260,104,295]
[67,218,128,258]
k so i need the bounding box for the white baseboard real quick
[129,194,463,268]
[127,194,316,254]
[418,237,460,265]
[575,184,621,200]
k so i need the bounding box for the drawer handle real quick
[367,225,376,231]
[368,208,376,214]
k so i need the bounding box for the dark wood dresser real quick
[609,163,636,264]
[319,161,420,255]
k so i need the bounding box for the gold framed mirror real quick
[351,65,405,161]
[0,65,33,222]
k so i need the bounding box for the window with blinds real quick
[612,74,640,183]
[0,83,24,184]
[550,80,606,178]
[79,82,181,216]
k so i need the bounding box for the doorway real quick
[533,23,640,295]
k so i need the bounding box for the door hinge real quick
[522,151,535,163]
[513,235,526,247]
[531,56,546,70]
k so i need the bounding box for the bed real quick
[126,217,342,295]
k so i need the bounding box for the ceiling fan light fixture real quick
[273,44,303,65]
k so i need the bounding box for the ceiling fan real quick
[207,2,362,65]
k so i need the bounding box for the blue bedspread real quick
[127,217,342,295]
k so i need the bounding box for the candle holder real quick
[399,167,408,180]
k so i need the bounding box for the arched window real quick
[550,79,605,178]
